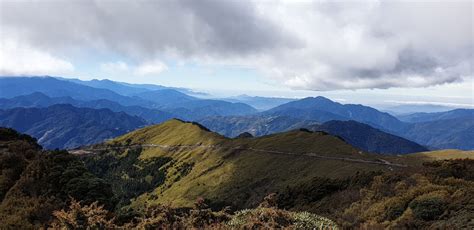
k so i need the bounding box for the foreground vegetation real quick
[1,122,473,229]
[50,195,338,229]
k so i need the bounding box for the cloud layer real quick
[0,0,472,90]
[0,39,74,76]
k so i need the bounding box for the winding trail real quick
[69,144,407,168]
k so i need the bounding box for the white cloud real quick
[135,60,168,76]
[246,1,473,90]
[0,39,74,76]
[0,0,471,90]
[100,61,129,73]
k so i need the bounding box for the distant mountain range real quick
[0,76,146,106]
[383,104,459,115]
[0,92,175,124]
[0,104,145,149]
[394,109,474,150]
[61,77,205,96]
[133,89,197,106]
[198,115,319,137]
[263,97,474,151]
[0,77,258,120]
[200,97,473,151]
[264,96,407,132]
[397,109,474,123]
[0,76,472,151]
[199,116,427,155]
[400,117,474,150]
[221,94,296,110]
[308,121,428,155]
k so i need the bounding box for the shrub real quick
[409,194,446,221]
[227,208,339,229]
[291,211,339,230]
[50,199,116,229]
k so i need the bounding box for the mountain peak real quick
[308,96,337,104]
[112,118,226,146]
[268,96,339,112]
[168,118,211,132]
[313,96,332,100]
[293,96,336,104]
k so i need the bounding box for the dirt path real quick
[70,144,407,168]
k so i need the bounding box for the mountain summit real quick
[266,96,406,132]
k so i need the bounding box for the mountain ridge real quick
[398,109,474,123]
[0,104,146,149]
[265,96,407,132]
[199,116,428,154]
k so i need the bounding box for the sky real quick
[0,0,473,108]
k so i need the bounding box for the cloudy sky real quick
[0,0,472,108]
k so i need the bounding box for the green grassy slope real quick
[79,120,474,228]
[83,119,403,210]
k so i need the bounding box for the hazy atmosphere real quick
[0,1,473,229]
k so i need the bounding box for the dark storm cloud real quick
[0,0,296,59]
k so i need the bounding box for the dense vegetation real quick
[277,160,474,228]
[0,128,113,228]
[1,123,473,228]
[82,145,173,208]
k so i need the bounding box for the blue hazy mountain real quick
[266,97,473,150]
[198,116,427,154]
[383,104,458,115]
[1,77,470,150]
[222,94,296,110]
[198,115,319,137]
[166,99,258,119]
[0,92,175,124]
[393,109,474,150]
[0,104,145,149]
[64,77,207,97]
[0,91,256,121]
[308,120,428,155]
[0,77,257,119]
[201,97,473,151]
[397,109,474,123]
[133,90,258,117]
[399,116,474,150]
[265,96,406,132]
[65,78,155,95]
[133,89,197,106]
[0,92,77,108]
[0,76,148,106]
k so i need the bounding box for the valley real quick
[1,77,472,153]
[0,77,473,229]
[1,118,473,228]
[1,2,472,228]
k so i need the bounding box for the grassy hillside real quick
[403,149,474,162]
[0,127,339,229]
[2,122,473,228]
[83,119,405,211]
[77,120,474,228]
[198,116,428,155]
